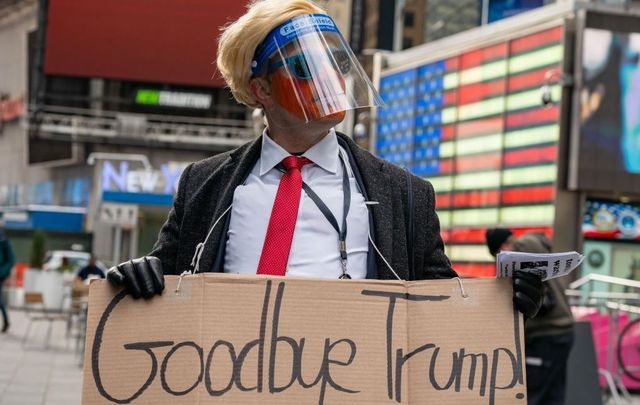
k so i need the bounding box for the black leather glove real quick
[536,283,556,317]
[107,256,164,299]
[512,270,543,318]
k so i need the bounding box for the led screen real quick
[377,26,564,277]
[583,199,640,240]
[573,12,640,193]
[44,0,248,87]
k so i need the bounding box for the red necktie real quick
[256,156,312,276]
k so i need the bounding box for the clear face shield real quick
[252,14,383,123]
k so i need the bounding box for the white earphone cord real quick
[191,204,233,273]
[367,231,402,281]
[189,204,401,281]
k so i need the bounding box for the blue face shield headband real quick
[251,13,341,77]
[248,12,384,123]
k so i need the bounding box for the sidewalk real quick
[0,309,83,405]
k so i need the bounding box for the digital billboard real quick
[583,199,640,240]
[377,26,564,277]
[571,12,640,194]
[44,1,248,87]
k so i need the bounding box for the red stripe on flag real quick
[447,226,553,244]
[455,152,502,172]
[436,193,452,209]
[442,125,456,140]
[446,57,459,71]
[506,106,559,129]
[501,185,556,204]
[440,158,454,174]
[452,262,496,278]
[510,26,563,54]
[512,226,554,239]
[458,79,506,104]
[448,225,554,244]
[460,43,508,70]
[444,90,457,105]
[503,145,558,166]
[450,228,492,244]
[457,117,503,138]
[441,229,451,243]
[508,67,558,92]
[453,190,500,208]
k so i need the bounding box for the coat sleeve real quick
[414,178,457,280]
[149,163,193,275]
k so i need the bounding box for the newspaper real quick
[496,251,584,281]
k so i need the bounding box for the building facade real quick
[0,0,254,268]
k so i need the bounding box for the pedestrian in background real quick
[0,226,15,333]
[75,254,105,284]
[486,228,575,405]
[56,256,74,273]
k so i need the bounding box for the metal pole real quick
[130,227,139,259]
[393,0,406,52]
[481,0,490,25]
[112,226,122,265]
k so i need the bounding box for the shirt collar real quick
[259,128,340,176]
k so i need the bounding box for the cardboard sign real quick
[82,274,526,404]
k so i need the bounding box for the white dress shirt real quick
[224,129,370,279]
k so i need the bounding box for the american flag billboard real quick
[377,26,564,277]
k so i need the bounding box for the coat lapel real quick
[197,137,262,273]
[340,136,395,277]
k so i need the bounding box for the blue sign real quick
[488,0,545,23]
[3,208,85,233]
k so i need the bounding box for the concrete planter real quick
[23,269,67,310]
[5,286,24,308]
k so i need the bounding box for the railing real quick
[566,274,640,405]
[28,105,256,150]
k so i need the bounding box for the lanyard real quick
[277,153,352,279]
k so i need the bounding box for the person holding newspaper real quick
[106,0,544,322]
[486,228,575,405]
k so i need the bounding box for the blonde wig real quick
[217,0,325,107]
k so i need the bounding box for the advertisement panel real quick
[583,199,640,241]
[44,1,248,87]
[377,26,564,277]
[571,12,640,194]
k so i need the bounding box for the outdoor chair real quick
[22,291,68,348]
[66,284,89,360]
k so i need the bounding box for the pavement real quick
[2,306,640,405]
[0,309,83,405]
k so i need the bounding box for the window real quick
[404,11,415,27]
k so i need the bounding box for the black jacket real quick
[512,232,574,339]
[150,133,456,281]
